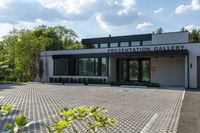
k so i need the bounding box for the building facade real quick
[40,32,200,88]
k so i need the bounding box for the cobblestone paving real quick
[0,83,184,133]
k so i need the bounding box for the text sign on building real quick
[107,45,185,53]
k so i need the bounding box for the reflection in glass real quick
[54,59,68,75]
[142,60,150,82]
[131,41,140,46]
[93,44,99,48]
[79,58,95,76]
[119,60,128,81]
[110,43,118,47]
[129,60,138,81]
[142,40,152,46]
[120,42,129,47]
[101,58,108,76]
[100,43,108,48]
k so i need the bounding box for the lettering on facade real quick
[107,45,185,53]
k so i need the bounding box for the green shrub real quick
[46,107,118,133]
[83,78,87,85]
[69,78,73,83]
[98,79,103,84]
[78,78,82,84]
[110,81,121,86]
[49,77,53,83]
[65,78,69,83]
[103,79,106,84]
[74,78,77,83]
[54,77,58,83]
[87,78,91,84]
[58,77,62,83]
[94,78,98,84]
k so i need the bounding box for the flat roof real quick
[82,34,152,45]
[52,50,188,58]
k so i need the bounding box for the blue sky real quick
[0,0,200,39]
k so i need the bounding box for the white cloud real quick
[175,0,200,14]
[136,22,153,30]
[0,23,13,39]
[39,0,97,14]
[96,13,111,31]
[184,24,200,32]
[0,0,140,33]
[0,0,10,8]
[154,8,163,14]
[118,0,136,15]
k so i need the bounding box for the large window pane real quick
[118,60,128,81]
[142,40,152,46]
[142,60,150,82]
[120,42,129,47]
[79,58,95,76]
[131,41,140,46]
[101,58,108,76]
[100,43,108,48]
[54,59,68,75]
[129,60,138,81]
[93,44,99,48]
[110,42,118,47]
[95,58,99,76]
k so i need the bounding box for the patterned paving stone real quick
[0,83,184,133]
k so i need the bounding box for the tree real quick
[189,29,200,43]
[0,25,83,82]
[181,27,188,32]
[155,27,164,34]
[33,25,84,51]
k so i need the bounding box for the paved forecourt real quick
[0,83,184,133]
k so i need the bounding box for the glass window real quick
[54,59,68,75]
[101,58,108,76]
[110,42,118,47]
[93,44,99,48]
[142,60,150,82]
[120,42,129,47]
[79,58,95,76]
[142,40,152,46]
[118,60,128,81]
[100,43,108,48]
[129,60,138,81]
[94,58,99,76]
[131,41,140,46]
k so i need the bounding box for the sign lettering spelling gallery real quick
[107,45,185,53]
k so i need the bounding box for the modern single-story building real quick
[40,32,200,88]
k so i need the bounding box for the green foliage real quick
[153,27,164,34]
[0,102,30,133]
[0,62,12,80]
[180,28,200,43]
[0,25,83,82]
[189,29,200,43]
[6,115,32,133]
[46,107,118,133]
[33,25,84,50]
[0,105,14,115]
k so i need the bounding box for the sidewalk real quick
[177,89,200,133]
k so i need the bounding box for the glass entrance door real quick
[142,60,150,82]
[129,60,138,81]
[118,59,150,82]
[118,60,128,82]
